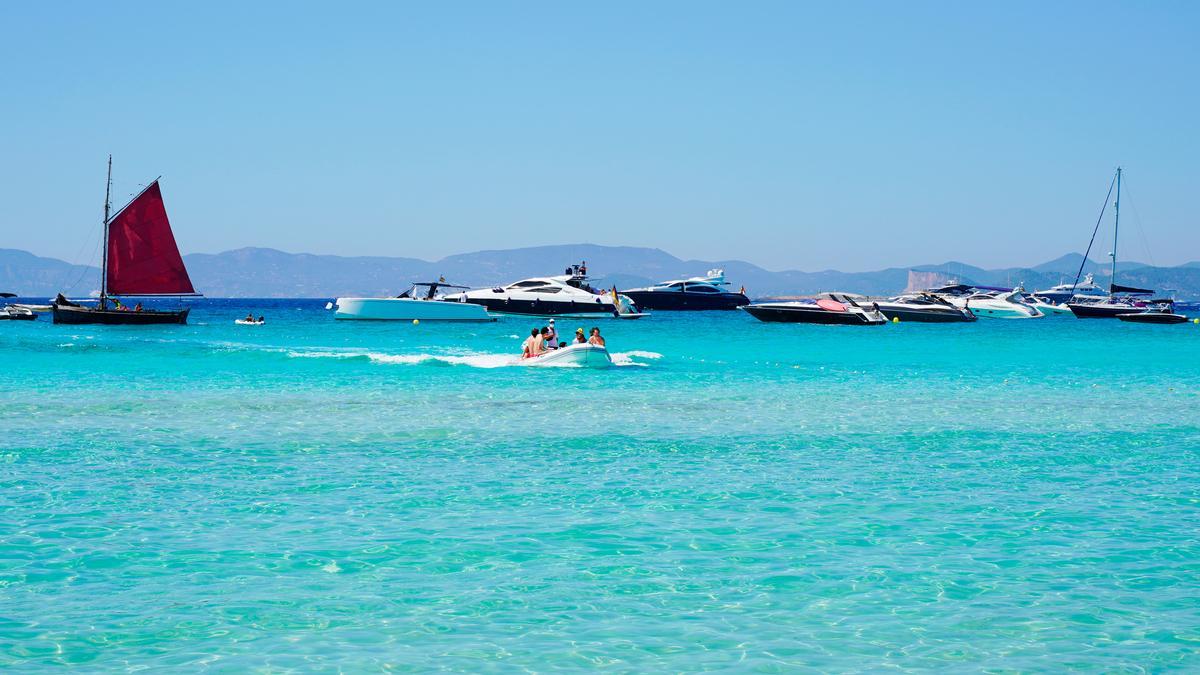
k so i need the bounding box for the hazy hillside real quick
[0,249,99,297]
[3,245,1198,299]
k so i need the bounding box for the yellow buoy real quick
[412,319,420,325]
[892,317,900,323]
[1194,318,1199,324]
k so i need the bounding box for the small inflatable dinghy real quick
[234,319,265,325]
[522,343,612,368]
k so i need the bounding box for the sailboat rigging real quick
[1067,168,1171,319]
[52,157,200,325]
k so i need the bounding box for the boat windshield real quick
[410,282,467,299]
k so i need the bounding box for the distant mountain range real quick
[3,245,1199,299]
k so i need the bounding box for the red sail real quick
[105,181,196,295]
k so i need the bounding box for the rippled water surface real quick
[2,299,1199,670]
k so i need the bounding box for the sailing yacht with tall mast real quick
[52,157,199,325]
[1067,168,1159,319]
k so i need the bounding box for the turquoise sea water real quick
[2,300,1199,671]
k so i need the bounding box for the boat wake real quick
[283,347,659,369]
[208,341,660,369]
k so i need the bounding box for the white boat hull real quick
[966,303,1045,319]
[333,297,494,321]
[941,293,1044,319]
[521,343,613,368]
[1028,300,1072,315]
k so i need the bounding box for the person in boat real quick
[588,327,605,347]
[540,326,555,350]
[574,328,587,344]
[257,316,265,323]
[522,328,542,358]
[545,319,558,346]
[133,302,142,312]
[245,313,255,322]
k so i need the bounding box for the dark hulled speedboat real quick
[52,157,198,325]
[742,294,887,325]
[1117,310,1189,324]
[620,269,749,310]
[872,292,977,323]
[1115,298,1189,324]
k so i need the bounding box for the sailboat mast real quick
[1111,166,1121,294]
[101,155,112,301]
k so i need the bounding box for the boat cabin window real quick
[527,286,561,294]
[667,282,685,289]
[509,280,546,289]
[685,284,719,293]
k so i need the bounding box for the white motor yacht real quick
[331,281,494,321]
[1032,273,1106,305]
[444,266,646,319]
[929,284,1044,319]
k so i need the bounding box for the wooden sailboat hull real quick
[52,305,189,325]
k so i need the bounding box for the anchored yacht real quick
[1066,168,1171,319]
[742,293,887,325]
[331,281,494,321]
[872,292,977,322]
[928,284,1044,319]
[620,269,749,310]
[444,265,646,319]
[1032,273,1105,305]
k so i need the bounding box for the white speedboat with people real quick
[519,323,614,368]
[928,284,1044,319]
[521,343,613,368]
[743,293,888,325]
[444,263,645,319]
[331,280,494,321]
[620,269,750,310]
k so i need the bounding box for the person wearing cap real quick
[574,327,587,344]
[545,319,558,348]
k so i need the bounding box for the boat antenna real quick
[1071,169,1117,293]
[1111,166,1121,296]
[100,155,112,307]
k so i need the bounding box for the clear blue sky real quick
[2,1,1197,271]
